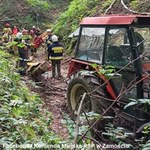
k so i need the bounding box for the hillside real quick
[0,0,71,29]
[53,0,150,49]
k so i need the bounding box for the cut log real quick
[27,61,51,81]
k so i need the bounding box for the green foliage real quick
[102,123,133,147]
[0,50,61,146]
[124,99,138,109]
[53,0,99,48]
[130,0,140,9]
[67,37,78,54]
[16,14,34,29]
[26,0,51,10]
[142,140,150,150]
[61,112,100,142]
[124,98,150,147]
[61,115,75,139]
[102,0,113,8]
[142,124,150,140]
[124,99,150,110]
[90,63,115,78]
[0,0,71,29]
[80,111,100,121]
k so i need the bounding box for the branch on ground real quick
[104,0,117,15]
[121,0,150,15]
[74,93,87,147]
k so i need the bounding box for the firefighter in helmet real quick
[48,35,63,79]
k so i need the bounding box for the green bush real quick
[130,0,140,9]
[26,0,51,10]
[53,0,99,47]
[0,50,61,147]
[102,0,113,8]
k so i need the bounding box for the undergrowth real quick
[130,0,140,9]
[0,50,61,148]
[53,0,100,49]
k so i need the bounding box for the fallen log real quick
[27,61,51,81]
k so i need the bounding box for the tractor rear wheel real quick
[67,72,115,139]
[67,72,112,118]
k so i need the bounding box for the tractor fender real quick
[79,70,117,99]
[76,70,100,86]
[68,70,116,98]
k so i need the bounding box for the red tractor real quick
[67,15,150,134]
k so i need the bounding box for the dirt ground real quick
[25,47,149,148]
[27,47,70,139]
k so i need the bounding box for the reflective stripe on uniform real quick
[50,56,63,60]
[52,47,63,53]
[19,58,29,61]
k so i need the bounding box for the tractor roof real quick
[80,15,150,26]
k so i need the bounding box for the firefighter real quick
[31,26,37,35]
[48,35,63,79]
[22,29,30,42]
[2,30,12,44]
[2,29,13,53]
[43,29,53,60]
[2,28,12,44]
[32,32,43,56]
[3,23,12,35]
[12,26,18,34]
[45,29,52,47]
[17,37,30,76]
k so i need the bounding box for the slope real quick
[0,0,71,29]
[53,0,150,50]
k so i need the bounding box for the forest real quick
[0,0,150,149]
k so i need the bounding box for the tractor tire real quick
[67,71,115,140]
[67,71,113,118]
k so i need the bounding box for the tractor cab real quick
[67,15,150,130]
[68,15,150,99]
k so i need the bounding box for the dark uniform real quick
[48,41,63,78]
[46,35,52,47]
[17,40,30,75]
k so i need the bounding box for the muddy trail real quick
[26,48,70,139]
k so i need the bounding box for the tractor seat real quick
[107,45,123,61]
[106,45,127,67]
[107,45,129,67]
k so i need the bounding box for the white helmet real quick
[46,29,51,32]
[52,35,58,42]
[16,32,22,38]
